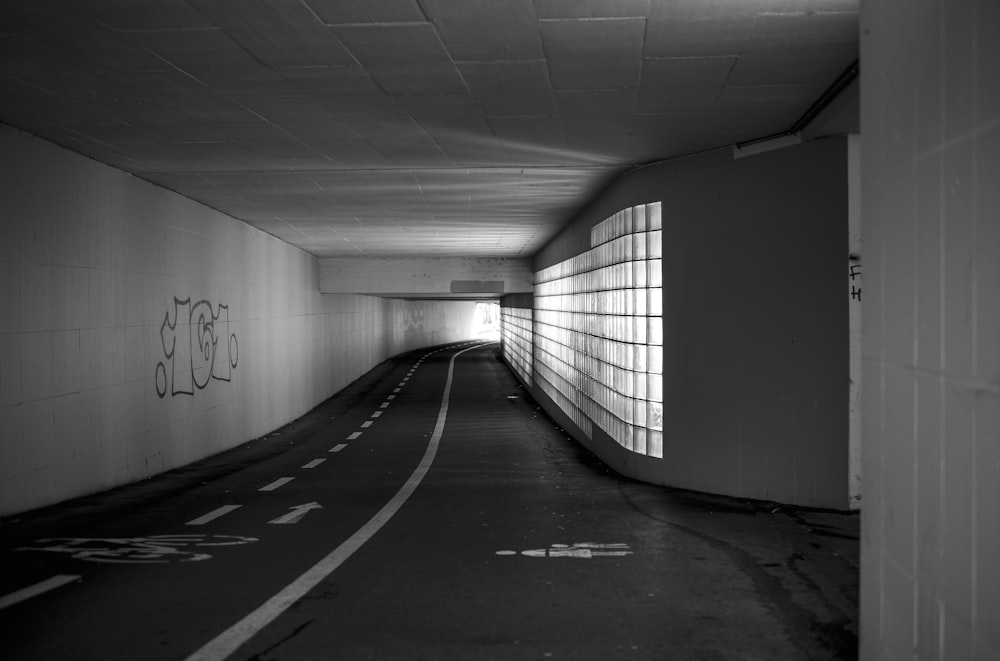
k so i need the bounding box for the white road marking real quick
[386,395,395,400]
[301,459,326,469]
[347,432,362,440]
[496,543,633,559]
[393,388,401,393]
[361,421,373,428]
[380,402,390,408]
[328,444,347,453]
[184,343,481,661]
[0,575,81,611]
[371,411,382,418]
[268,502,322,525]
[259,477,294,492]
[186,505,242,526]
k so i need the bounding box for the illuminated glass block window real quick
[500,306,533,388]
[533,202,663,459]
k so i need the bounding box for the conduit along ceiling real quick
[0,0,859,258]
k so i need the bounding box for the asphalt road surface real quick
[0,341,857,660]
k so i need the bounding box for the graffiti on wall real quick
[402,308,425,333]
[155,297,238,398]
[849,254,862,301]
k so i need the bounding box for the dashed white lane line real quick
[386,395,395,400]
[185,343,481,661]
[301,459,326,469]
[0,575,82,611]
[347,432,363,440]
[361,421,373,428]
[187,505,242,526]
[328,443,348,453]
[380,402,390,409]
[259,477,295,492]
[393,388,401,393]
[371,411,382,418]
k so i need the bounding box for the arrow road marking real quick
[268,502,322,525]
[496,543,633,559]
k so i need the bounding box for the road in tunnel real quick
[0,341,857,660]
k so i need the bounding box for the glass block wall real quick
[500,305,533,387]
[533,202,663,458]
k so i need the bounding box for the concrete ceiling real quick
[0,0,859,258]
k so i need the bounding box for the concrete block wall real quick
[528,137,850,509]
[0,126,478,516]
[860,0,1000,657]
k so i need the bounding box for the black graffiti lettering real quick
[155,297,238,398]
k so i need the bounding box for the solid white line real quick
[361,420,373,428]
[187,505,242,526]
[0,575,81,611]
[184,344,480,661]
[259,477,294,492]
[301,459,326,469]
[347,432,362,440]
[328,444,348,453]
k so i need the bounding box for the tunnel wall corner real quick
[521,137,851,510]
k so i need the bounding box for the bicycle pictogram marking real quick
[18,534,258,564]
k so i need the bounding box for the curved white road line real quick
[184,343,486,661]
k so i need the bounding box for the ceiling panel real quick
[636,56,735,114]
[458,60,558,117]
[645,0,765,58]
[185,0,356,70]
[0,1,860,259]
[421,0,544,61]
[729,11,859,85]
[541,18,645,91]
[535,0,652,20]
[331,23,465,95]
[303,0,426,25]
[87,0,214,31]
